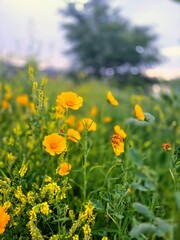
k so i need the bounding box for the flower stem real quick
[83,130,88,201]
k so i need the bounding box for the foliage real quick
[0,68,180,239]
[60,0,160,77]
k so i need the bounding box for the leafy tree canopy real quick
[60,0,160,77]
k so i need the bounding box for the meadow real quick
[0,67,180,240]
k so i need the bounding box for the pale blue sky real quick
[1,0,180,79]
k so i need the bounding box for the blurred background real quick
[0,0,180,84]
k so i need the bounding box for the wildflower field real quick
[0,68,180,240]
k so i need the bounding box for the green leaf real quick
[126,118,149,126]
[114,213,124,220]
[128,148,143,166]
[130,223,157,238]
[132,182,149,191]
[155,218,173,236]
[144,112,155,122]
[90,198,105,212]
[175,192,180,209]
[132,202,154,219]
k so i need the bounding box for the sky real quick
[0,0,180,80]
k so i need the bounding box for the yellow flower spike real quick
[58,162,72,176]
[134,104,145,121]
[107,91,119,106]
[67,128,81,142]
[0,206,10,234]
[56,91,83,110]
[42,133,67,155]
[77,118,97,132]
[40,202,51,215]
[114,125,127,139]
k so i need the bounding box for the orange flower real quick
[55,105,65,118]
[5,92,12,100]
[67,115,76,126]
[162,143,171,151]
[134,104,145,121]
[77,118,97,132]
[111,134,124,156]
[16,94,29,106]
[29,102,37,114]
[56,92,83,110]
[42,133,66,155]
[103,116,112,123]
[2,100,9,109]
[67,128,81,142]
[114,125,127,139]
[0,206,10,234]
[90,106,98,116]
[58,162,72,176]
[107,91,119,106]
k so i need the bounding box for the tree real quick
[60,0,160,77]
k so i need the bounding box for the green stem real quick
[83,130,88,201]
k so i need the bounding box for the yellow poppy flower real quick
[134,104,145,121]
[67,128,81,142]
[16,94,29,106]
[103,116,112,123]
[56,92,83,110]
[42,133,66,155]
[58,162,72,176]
[0,206,10,234]
[107,91,119,106]
[111,134,124,156]
[77,118,97,132]
[90,106,98,116]
[114,125,127,139]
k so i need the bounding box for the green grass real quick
[0,70,180,240]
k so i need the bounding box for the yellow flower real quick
[67,128,81,142]
[72,235,79,240]
[55,105,65,118]
[102,237,108,240]
[90,106,98,116]
[5,92,12,100]
[134,104,145,121]
[77,118,97,132]
[67,115,76,126]
[42,133,67,155]
[58,162,72,176]
[2,100,9,109]
[56,92,83,110]
[103,116,112,123]
[114,125,127,139]
[16,94,29,106]
[40,202,51,215]
[111,134,124,156]
[107,91,119,106]
[0,206,10,234]
[29,102,37,114]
